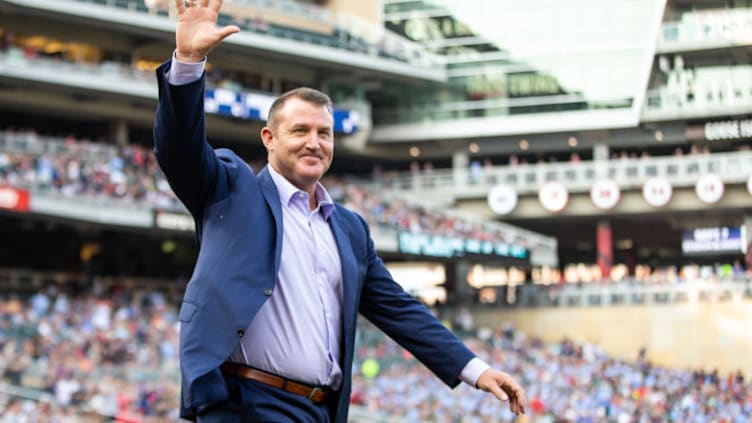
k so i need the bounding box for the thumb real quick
[216,25,240,42]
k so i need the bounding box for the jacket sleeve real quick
[152,59,226,219]
[356,216,476,388]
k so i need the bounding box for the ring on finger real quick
[184,0,197,7]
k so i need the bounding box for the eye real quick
[318,131,331,139]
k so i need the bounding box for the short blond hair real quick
[266,87,333,130]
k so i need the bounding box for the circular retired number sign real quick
[695,174,724,204]
[538,182,568,213]
[487,184,518,215]
[590,179,621,210]
[642,177,672,207]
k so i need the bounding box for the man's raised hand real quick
[175,0,239,62]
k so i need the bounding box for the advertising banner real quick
[682,226,745,255]
[0,186,30,212]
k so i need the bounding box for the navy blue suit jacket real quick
[153,61,476,422]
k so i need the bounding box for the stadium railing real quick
[512,278,752,308]
[0,131,117,163]
[352,149,752,201]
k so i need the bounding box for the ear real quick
[260,126,274,151]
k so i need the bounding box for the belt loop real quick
[308,387,322,402]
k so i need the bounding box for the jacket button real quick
[264,288,273,296]
[236,329,245,337]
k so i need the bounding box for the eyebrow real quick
[289,123,332,132]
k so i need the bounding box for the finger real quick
[200,0,209,7]
[216,25,240,41]
[489,384,509,402]
[517,388,527,412]
[508,395,520,415]
[511,390,526,415]
[175,0,185,14]
[211,0,224,13]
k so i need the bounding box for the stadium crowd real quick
[0,128,180,209]
[353,322,751,423]
[0,279,181,422]
[1,277,750,422]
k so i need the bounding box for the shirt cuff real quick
[167,50,206,85]
[459,357,491,388]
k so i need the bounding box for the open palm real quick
[174,0,239,62]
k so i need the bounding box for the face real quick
[261,97,334,194]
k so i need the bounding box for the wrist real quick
[460,357,491,388]
[175,51,205,63]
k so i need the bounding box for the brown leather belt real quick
[220,363,330,404]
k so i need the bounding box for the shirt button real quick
[264,288,273,296]
[236,329,245,337]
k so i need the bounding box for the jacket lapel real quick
[258,166,284,276]
[329,212,359,336]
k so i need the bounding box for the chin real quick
[299,166,325,179]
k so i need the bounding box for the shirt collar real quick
[267,165,335,220]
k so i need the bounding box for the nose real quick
[305,130,321,149]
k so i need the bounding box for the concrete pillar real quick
[113,120,128,146]
[593,143,610,179]
[596,220,613,281]
[593,143,609,161]
[447,259,473,306]
[452,150,469,189]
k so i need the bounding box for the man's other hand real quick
[476,368,527,415]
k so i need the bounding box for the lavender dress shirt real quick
[228,166,344,389]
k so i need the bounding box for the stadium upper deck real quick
[365,0,752,273]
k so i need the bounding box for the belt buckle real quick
[308,386,323,402]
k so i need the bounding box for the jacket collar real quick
[258,166,284,275]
